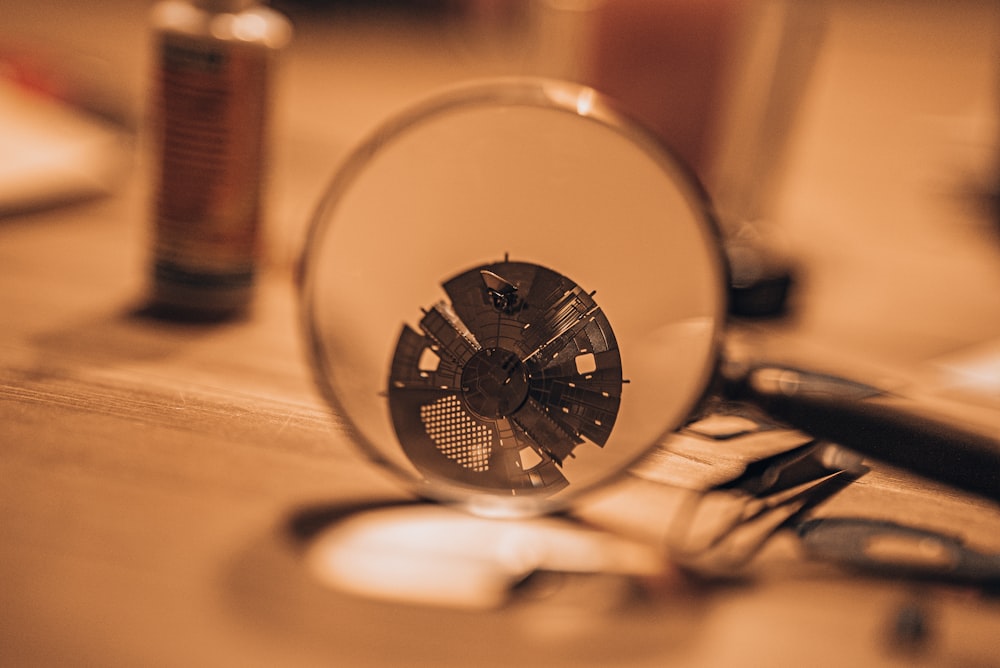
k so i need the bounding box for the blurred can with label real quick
[148,0,291,319]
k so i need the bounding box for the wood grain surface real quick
[3,1,1000,666]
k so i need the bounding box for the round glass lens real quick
[300,78,727,516]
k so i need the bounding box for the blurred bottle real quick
[147,0,291,320]
[527,0,825,316]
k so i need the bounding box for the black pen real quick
[726,365,1000,504]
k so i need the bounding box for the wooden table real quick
[3,1,1000,665]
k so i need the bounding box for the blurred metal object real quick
[726,363,1000,504]
[798,517,1000,585]
[667,441,862,577]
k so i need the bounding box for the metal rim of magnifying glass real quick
[298,76,731,518]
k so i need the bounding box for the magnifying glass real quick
[300,78,1000,517]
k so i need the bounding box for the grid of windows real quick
[420,396,492,471]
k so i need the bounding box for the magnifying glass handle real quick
[729,366,1000,504]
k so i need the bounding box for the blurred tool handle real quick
[729,366,1000,504]
[797,517,1000,583]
